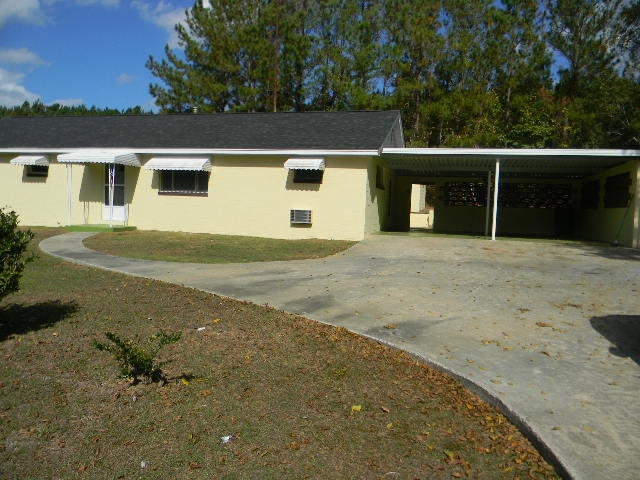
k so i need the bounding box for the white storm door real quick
[103,164,127,221]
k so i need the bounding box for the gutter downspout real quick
[491,159,501,241]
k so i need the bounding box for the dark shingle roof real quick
[0,111,402,151]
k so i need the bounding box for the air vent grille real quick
[290,209,312,224]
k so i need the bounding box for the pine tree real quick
[381,0,443,145]
[147,0,313,113]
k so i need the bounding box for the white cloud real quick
[0,0,46,27]
[0,48,48,107]
[132,1,187,48]
[0,67,40,107]
[0,0,121,28]
[0,48,46,67]
[116,73,136,85]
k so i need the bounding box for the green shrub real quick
[93,330,182,385]
[0,208,34,302]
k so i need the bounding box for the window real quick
[293,169,323,184]
[26,165,49,177]
[159,170,209,195]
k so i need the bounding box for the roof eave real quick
[382,147,640,158]
[0,148,380,157]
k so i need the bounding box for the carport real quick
[379,148,640,248]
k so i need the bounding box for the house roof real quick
[0,111,402,152]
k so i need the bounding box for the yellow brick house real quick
[1,111,639,247]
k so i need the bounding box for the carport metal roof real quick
[380,148,640,178]
[380,148,640,242]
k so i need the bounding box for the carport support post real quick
[491,159,501,241]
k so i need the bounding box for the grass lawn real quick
[0,229,560,479]
[83,230,357,263]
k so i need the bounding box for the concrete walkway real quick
[40,232,640,480]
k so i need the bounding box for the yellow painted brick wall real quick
[129,155,371,240]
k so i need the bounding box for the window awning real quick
[57,150,141,166]
[10,155,49,166]
[284,158,325,170]
[144,157,212,172]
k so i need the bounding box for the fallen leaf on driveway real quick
[536,321,554,328]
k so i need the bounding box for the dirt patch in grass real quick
[0,229,560,479]
[84,230,357,263]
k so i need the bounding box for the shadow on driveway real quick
[564,243,640,261]
[0,300,79,341]
[590,315,640,366]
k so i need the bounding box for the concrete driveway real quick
[40,232,640,480]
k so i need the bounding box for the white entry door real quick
[103,164,127,222]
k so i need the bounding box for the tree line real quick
[147,0,639,148]
[0,100,151,117]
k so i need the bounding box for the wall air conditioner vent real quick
[290,209,312,224]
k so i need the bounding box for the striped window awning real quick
[10,155,49,166]
[58,150,141,166]
[284,158,325,170]
[144,157,212,171]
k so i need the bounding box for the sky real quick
[0,0,197,111]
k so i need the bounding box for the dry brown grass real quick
[0,229,560,479]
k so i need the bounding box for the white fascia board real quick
[0,148,68,154]
[138,149,379,157]
[382,147,640,158]
[0,148,380,157]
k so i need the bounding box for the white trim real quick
[2,147,640,158]
[144,157,212,171]
[10,155,49,166]
[57,150,141,166]
[382,147,640,158]
[284,158,325,170]
[0,148,379,157]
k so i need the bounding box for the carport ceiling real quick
[381,148,640,178]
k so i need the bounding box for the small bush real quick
[93,330,182,385]
[0,208,34,302]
